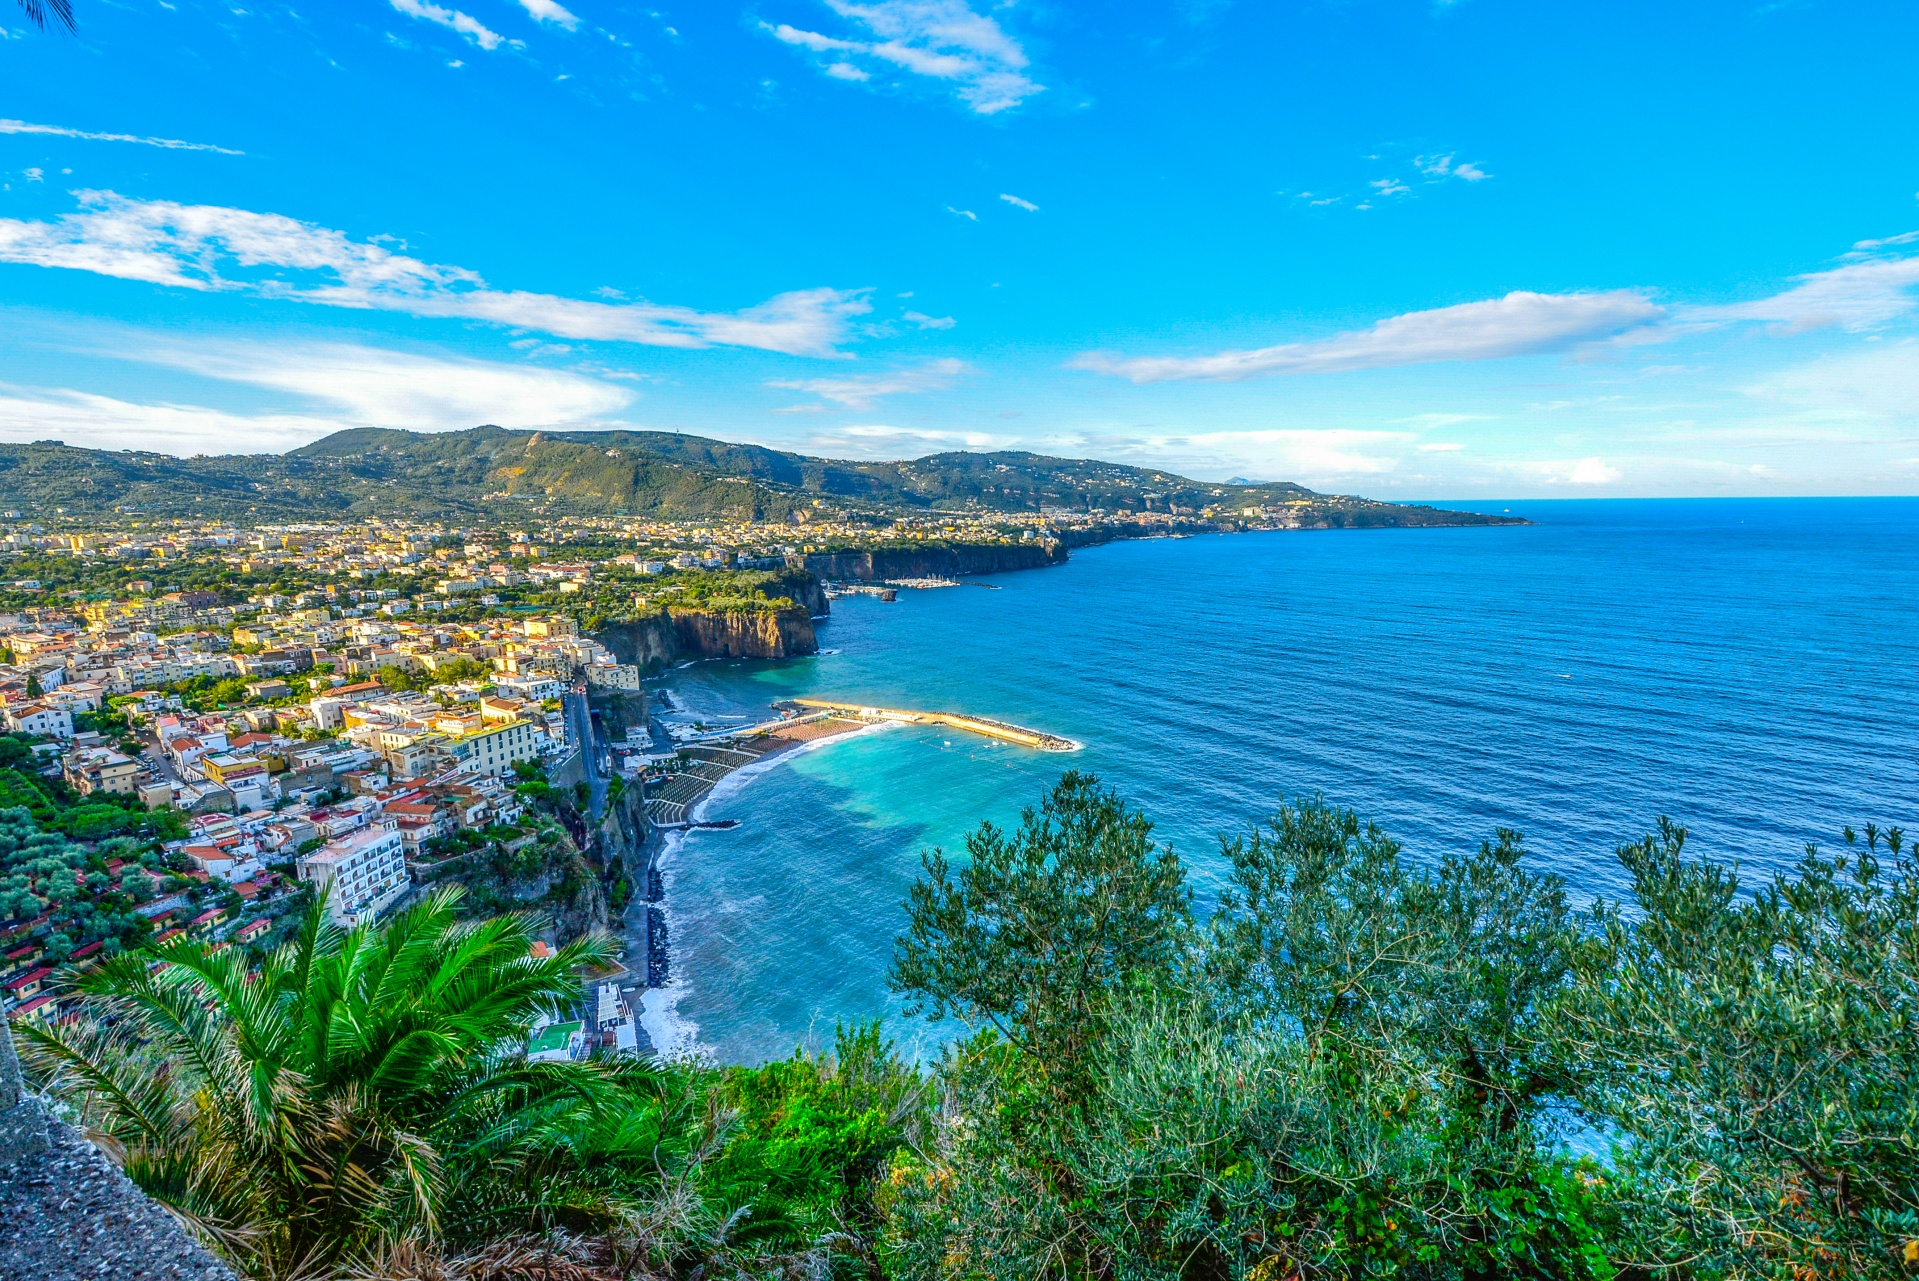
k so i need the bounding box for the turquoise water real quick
[647,499,1919,1064]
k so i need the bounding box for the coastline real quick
[637,719,901,1061]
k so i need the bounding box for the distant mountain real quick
[0,426,1512,527]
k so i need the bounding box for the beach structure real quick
[786,699,1077,751]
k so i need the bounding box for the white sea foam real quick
[688,718,898,823]
[639,719,899,1060]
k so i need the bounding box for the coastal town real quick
[0,480,1495,1057]
[0,505,1119,1057]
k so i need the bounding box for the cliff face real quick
[670,606,817,660]
[802,543,1067,581]
[783,573,830,615]
[594,605,819,672]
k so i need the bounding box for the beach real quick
[636,717,902,1060]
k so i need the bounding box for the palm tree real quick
[19,886,687,1280]
[14,0,75,32]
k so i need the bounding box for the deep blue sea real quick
[640,499,1919,1064]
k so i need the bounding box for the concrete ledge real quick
[0,1112,239,1281]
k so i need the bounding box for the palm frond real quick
[14,0,76,34]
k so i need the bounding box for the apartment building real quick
[295,824,411,928]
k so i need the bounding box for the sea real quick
[639,498,1919,1065]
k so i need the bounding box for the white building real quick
[4,701,72,739]
[296,824,410,928]
[448,718,540,778]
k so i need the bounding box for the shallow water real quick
[648,498,1919,1064]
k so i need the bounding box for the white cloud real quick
[22,168,41,182]
[0,386,340,456]
[767,357,967,409]
[1568,457,1621,484]
[1370,177,1410,197]
[1741,341,1919,422]
[1849,229,1919,254]
[0,339,636,456]
[126,340,634,428]
[826,61,871,80]
[802,422,1009,455]
[514,0,577,28]
[1396,412,1485,428]
[946,205,977,221]
[1416,153,1491,183]
[0,192,870,357]
[1169,428,1407,476]
[1072,290,1665,383]
[1685,249,1919,332]
[0,118,242,155]
[766,1,1043,115]
[903,309,955,329]
[390,0,504,49]
[1418,441,1465,452]
[999,192,1039,212]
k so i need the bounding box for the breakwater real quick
[783,698,1079,751]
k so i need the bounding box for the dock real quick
[784,699,1079,751]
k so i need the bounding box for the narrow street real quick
[562,683,608,822]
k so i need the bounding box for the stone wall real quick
[1,1020,239,1281]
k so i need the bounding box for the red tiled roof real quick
[9,991,56,1018]
[5,965,51,992]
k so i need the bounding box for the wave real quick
[688,719,899,823]
[640,720,901,1061]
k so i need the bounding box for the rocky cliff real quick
[802,542,1068,581]
[671,606,818,660]
[594,605,819,672]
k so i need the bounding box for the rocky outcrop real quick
[802,542,1067,581]
[594,605,819,673]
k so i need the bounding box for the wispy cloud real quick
[768,357,968,410]
[514,0,578,29]
[903,310,955,329]
[1682,245,1919,332]
[1416,153,1490,182]
[0,118,242,156]
[946,205,977,221]
[0,191,871,357]
[127,340,634,428]
[999,192,1039,212]
[0,340,636,455]
[1740,341,1919,423]
[1293,148,1492,212]
[1072,290,1665,383]
[389,0,507,50]
[802,422,1010,455]
[766,0,1043,115]
[0,387,340,456]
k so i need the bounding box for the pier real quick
[784,699,1079,751]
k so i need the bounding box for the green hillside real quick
[0,426,1513,526]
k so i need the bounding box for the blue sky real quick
[0,0,1915,496]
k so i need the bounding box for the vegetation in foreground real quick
[19,771,1917,1280]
